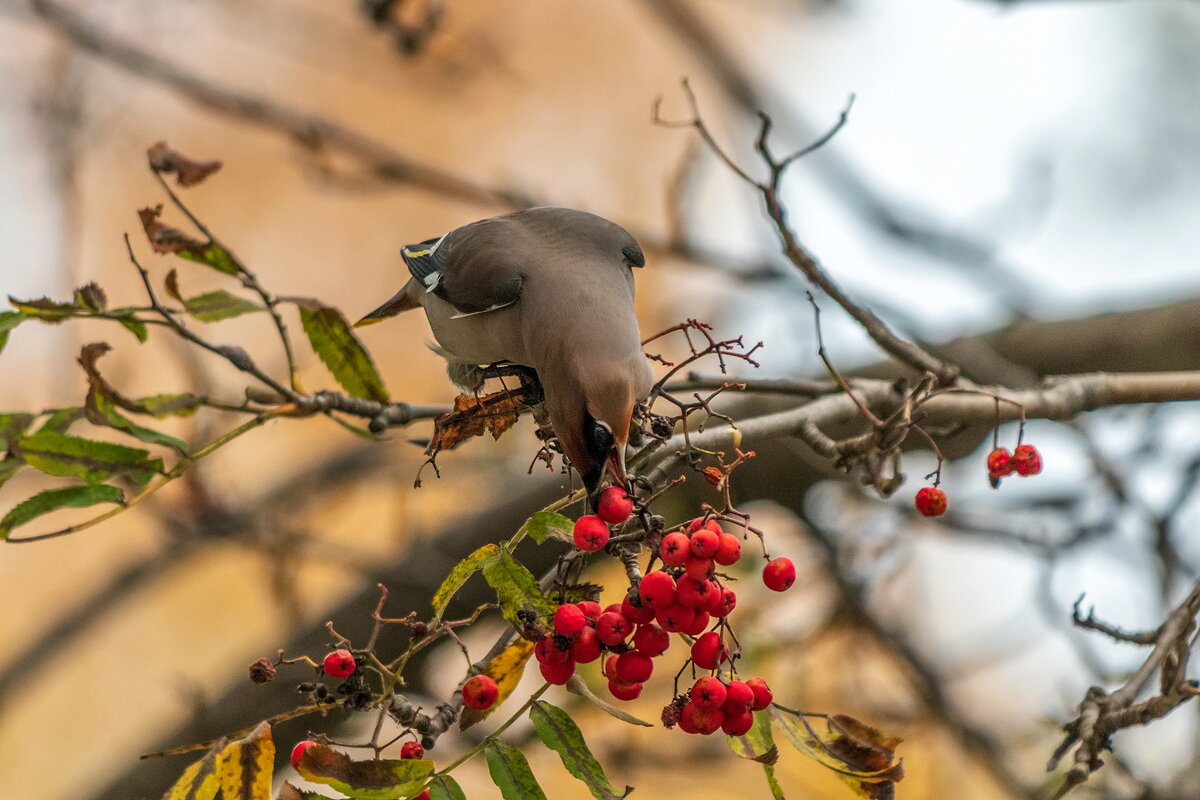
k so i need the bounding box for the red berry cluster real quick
[676,675,773,736]
[572,487,635,551]
[987,443,1042,487]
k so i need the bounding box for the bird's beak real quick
[605,443,628,487]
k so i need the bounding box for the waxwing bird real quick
[357,207,655,508]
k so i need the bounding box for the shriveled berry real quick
[1014,444,1043,476]
[539,658,575,685]
[638,571,677,609]
[914,486,947,516]
[400,741,425,760]
[290,740,316,771]
[608,680,643,701]
[690,631,729,670]
[689,529,720,559]
[632,623,670,657]
[615,651,654,684]
[986,447,1015,484]
[461,675,499,710]
[723,679,754,709]
[620,595,655,625]
[721,706,755,736]
[573,515,610,551]
[690,676,727,710]
[553,604,588,636]
[597,487,634,524]
[596,611,633,646]
[659,531,691,566]
[571,626,602,663]
[762,557,796,592]
[323,649,356,679]
[248,657,276,684]
[746,677,773,710]
[714,533,742,566]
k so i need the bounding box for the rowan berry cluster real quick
[572,487,635,551]
[675,674,773,736]
[915,441,1044,517]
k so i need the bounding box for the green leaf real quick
[116,314,149,342]
[485,741,547,800]
[37,407,84,435]
[728,711,784,799]
[214,721,274,800]
[295,300,389,403]
[529,700,632,800]
[520,511,574,545]
[297,745,433,800]
[15,431,163,485]
[180,290,263,323]
[0,459,21,490]
[0,413,34,450]
[86,385,189,454]
[0,311,25,353]
[482,547,556,629]
[0,484,124,540]
[432,543,500,619]
[177,241,241,275]
[426,775,468,800]
[162,741,222,800]
[136,392,203,418]
[276,782,341,800]
[8,296,77,322]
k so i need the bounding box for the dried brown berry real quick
[248,657,277,684]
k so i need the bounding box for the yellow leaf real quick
[460,639,536,731]
[216,721,275,800]
[161,740,223,800]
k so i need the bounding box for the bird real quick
[356,207,655,508]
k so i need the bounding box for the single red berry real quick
[638,571,677,609]
[677,701,700,734]
[602,654,620,682]
[762,557,796,592]
[721,706,755,736]
[596,611,633,646]
[596,487,634,524]
[573,515,610,551]
[746,677,773,710]
[576,600,602,621]
[615,651,654,684]
[400,741,425,760]
[539,658,575,685]
[683,609,710,637]
[571,626,602,663]
[553,604,588,636]
[620,595,655,625]
[632,623,670,657]
[713,532,742,566]
[690,631,729,670]
[322,649,356,679]
[290,740,316,771]
[914,486,948,517]
[689,529,720,559]
[675,575,711,608]
[723,680,754,709]
[685,702,725,735]
[655,602,696,633]
[535,636,571,666]
[986,447,1015,484]
[608,680,643,701]
[659,531,691,566]
[706,587,736,618]
[461,674,499,710]
[1014,443,1043,476]
[688,518,723,534]
[690,676,728,710]
[683,554,714,581]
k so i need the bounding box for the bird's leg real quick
[479,363,545,406]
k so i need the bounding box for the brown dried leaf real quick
[148,142,223,187]
[428,389,527,454]
[773,708,904,800]
[138,205,207,255]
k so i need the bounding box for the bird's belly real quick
[422,297,530,367]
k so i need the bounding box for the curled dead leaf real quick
[148,141,223,186]
[427,389,531,455]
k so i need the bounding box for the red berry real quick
[914,486,948,517]
[683,609,710,636]
[632,623,670,656]
[535,636,571,666]
[677,701,699,734]
[573,515,610,551]
[688,518,722,534]
[596,611,633,646]
[603,654,620,682]
[461,675,499,710]
[682,701,724,735]
[723,680,754,709]
[690,631,729,670]
[553,604,588,636]
[571,626,602,663]
[675,575,711,608]
[539,658,575,685]
[690,676,727,709]
[597,487,634,524]
[400,741,424,760]
[1014,444,1043,476]
[615,651,654,684]
[706,587,737,618]
[656,602,696,633]
[684,554,714,581]
[689,529,720,559]
[576,600,602,621]
[414,791,431,800]
[620,595,655,625]
[746,677,773,710]
[638,571,677,609]
[659,531,691,566]
[322,649,356,679]
[721,706,755,736]
[714,533,742,566]
[986,447,1015,483]
[762,557,796,592]
[608,680,643,701]
[290,740,316,771]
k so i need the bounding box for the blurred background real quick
[1,0,1199,798]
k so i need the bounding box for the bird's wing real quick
[404,219,531,317]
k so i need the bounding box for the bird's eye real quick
[586,418,615,461]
